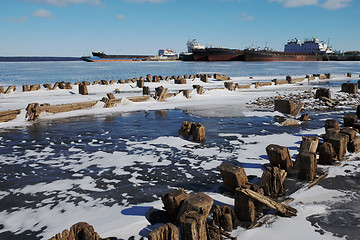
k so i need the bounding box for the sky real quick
[0,0,359,56]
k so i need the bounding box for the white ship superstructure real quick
[186,39,205,53]
[158,49,177,58]
[284,37,333,54]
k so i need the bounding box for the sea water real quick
[0,61,360,239]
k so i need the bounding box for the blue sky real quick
[0,0,359,56]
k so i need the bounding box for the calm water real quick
[1,61,360,86]
[0,61,359,239]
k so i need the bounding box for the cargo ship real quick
[81,51,153,62]
[244,37,332,62]
[243,48,323,61]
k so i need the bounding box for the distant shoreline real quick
[0,56,81,62]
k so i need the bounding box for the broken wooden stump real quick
[343,114,357,127]
[0,110,21,122]
[180,211,207,240]
[161,188,189,221]
[347,136,360,153]
[234,188,256,222]
[224,82,234,91]
[315,88,331,99]
[328,133,349,160]
[175,79,186,84]
[200,74,208,83]
[291,102,304,117]
[259,166,287,198]
[48,222,106,240]
[212,205,237,232]
[101,94,121,108]
[148,222,179,240]
[299,136,319,154]
[23,85,30,92]
[341,83,358,94]
[274,99,294,114]
[340,127,357,142]
[137,79,144,88]
[101,80,109,85]
[78,84,88,95]
[266,144,293,172]
[296,151,317,181]
[143,86,151,95]
[318,142,335,165]
[155,86,168,102]
[4,85,16,94]
[127,96,151,102]
[214,74,230,81]
[325,119,340,131]
[109,80,116,85]
[218,163,248,193]
[179,121,205,142]
[182,90,191,99]
[177,193,213,224]
[299,114,310,121]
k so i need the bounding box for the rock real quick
[259,166,287,197]
[161,188,189,221]
[177,193,213,224]
[315,88,331,99]
[296,151,317,181]
[148,223,179,240]
[328,133,349,160]
[180,211,207,240]
[218,163,248,193]
[318,142,335,165]
[274,99,294,114]
[266,144,293,172]
[343,114,357,127]
[78,84,88,95]
[348,136,360,153]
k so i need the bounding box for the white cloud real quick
[21,0,101,7]
[237,13,255,21]
[270,0,352,10]
[321,0,352,10]
[123,0,167,3]
[32,9,53,18]
[4,16,28,23]
[116,14,126,20]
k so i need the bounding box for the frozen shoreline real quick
[0,73,360,239]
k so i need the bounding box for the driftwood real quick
[239,189,297,217]
[307,171,328,189]
[0,110,21,122]
[127,96,151,102]
[26,101,98,120]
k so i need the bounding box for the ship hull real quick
[206,48,244,61]
[244,50,323,61]
[192,49,208,61]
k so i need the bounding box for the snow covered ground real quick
[0,74,359,239]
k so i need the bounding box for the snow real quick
[0,74,359,239]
